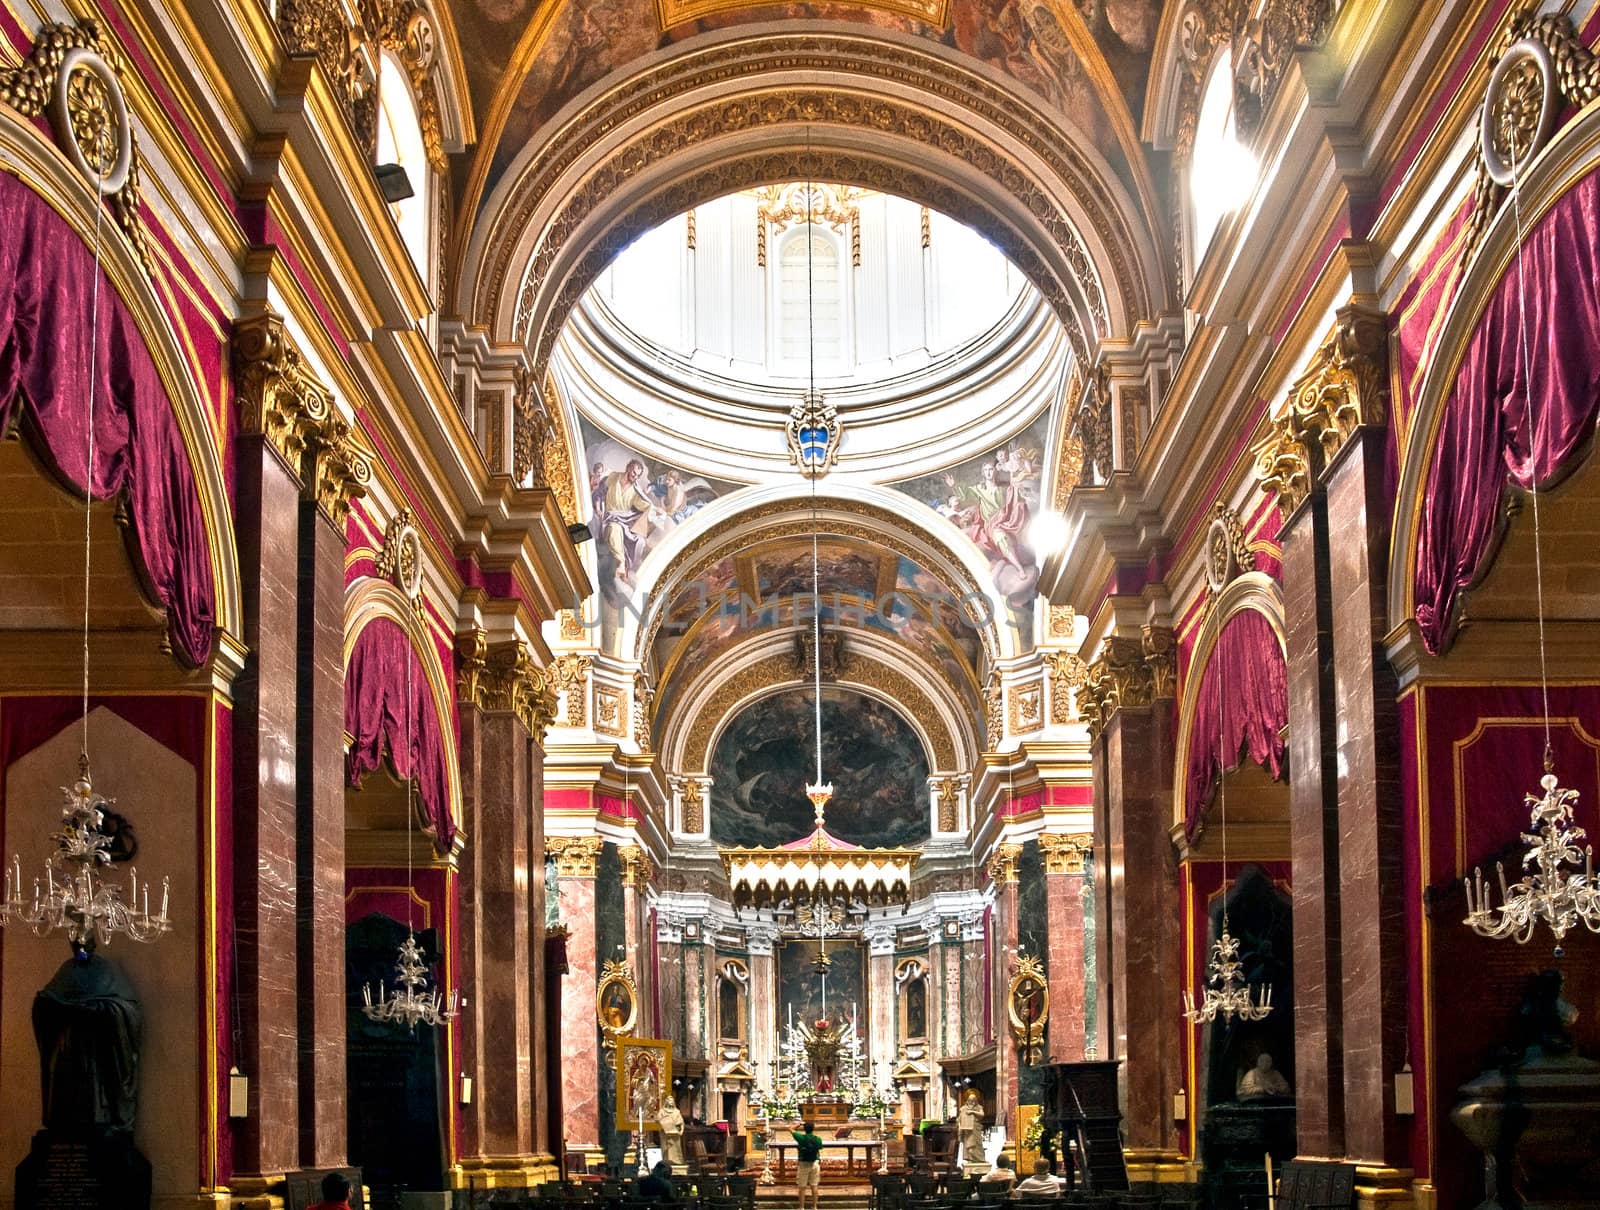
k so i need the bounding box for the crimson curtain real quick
[1413,168,1600,653]
[1182,608,1288,842]
[344,616,455,849]
[0,173,216,666]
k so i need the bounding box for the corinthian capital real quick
[455,629,558,740]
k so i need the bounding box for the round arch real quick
[1169,572,1287,836]
[458,29,1167,380]
[0,115,245,656]
[622,480,1022,670]
[1388,104,1600,647]
[344,578,465,852]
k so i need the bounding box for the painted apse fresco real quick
[709,686,930,848]
[778,938,866,1045]
[453,0,1165,206]
[891,410,1048,644]
[581,417,738,653]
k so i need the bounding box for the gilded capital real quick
[308,412,373,525]
[987,841,1024,885]
[547,835,603,879]
[933,777,962,832]
[1081,628,1174,740]
[672,776,706,833]
[1038,832,1093,875]
[619,843,654,888]
[456,630,558,740]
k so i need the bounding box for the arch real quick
[344,579,464,854]
[623,480,1020,670]
[1170,573,1288,840]
[1389,105,1600,649]
[0,114,244,661]
[458,30,1167,381]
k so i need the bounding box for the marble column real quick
[865,921,897,1095]
[229,316,307,1181]
[1324,427,1409,1179]
[455,635,557,1185]
[747,924,778,1089]
[552,837,603,1148]
[1088,629,1181,1164]
[1279,486,1346,1159]
[1039,834,1092,1063]
[295,486,355,1169]
[989,845,1022,1121]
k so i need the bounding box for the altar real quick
[765,1137,884,1182]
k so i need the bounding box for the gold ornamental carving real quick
[596,957,639,1051]
[1142,624,1177,702]
[595,686,625,737]
[934,777,962,833]
[658,0,949,28]
[1047,605,1076,642]
[558,609,585,641]
[674,777,706,833]
[1044,649,1086,726]
[1007,953,1049,1065]
[456,630,558,740]
[232,313,372,522]
[375,507,425,611]
[541,377,580,524]
[1038,832,1092,875]
[987,841,1023,885]
[547,835,603,879]
[619,843,654,888]
[1119,384,1148,466]
[1251,305,1389,519]
[1080,627,1175,741]
[1465,11,1600,265]
[684,651,959,772]
[1073,366,1114,485]
[633,670,654,752]
[549,654,592,727]
[275,0,448,173]
[1009,678,1044,735]
[0,22,156,278]
[982,670,1005,751]
[1204,503,1256,600]
[511,362,554,487]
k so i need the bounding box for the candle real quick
[143,885,149,921]
[131,866,138,908]
[160,878,169,922]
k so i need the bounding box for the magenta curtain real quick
[0,173,216,666]
[1414,169,1600,654]
[1183,608,1288,842]
[344,616,455,850]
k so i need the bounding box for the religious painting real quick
[580,419,737,653]
[752,541,882,602]
[1006,953,1049,1064]
[778,937,866,1060]
[709,686,929,848]
[597,958,639,1050]
[615,1036,673,1130]
[891,413,1048,647]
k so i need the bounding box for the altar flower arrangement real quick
[1021,1114,1057,1153]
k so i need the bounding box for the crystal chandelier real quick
[1184,636,1271,1025]
[0,153,171,951]
[1461,130,1596,956]
[1,755,171,947]
[362,644,458,1030]
[1465,758,1600,954]
[362,931,459,1031]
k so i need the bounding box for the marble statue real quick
[657,1099,685,1165]
[957,1089,986,1163]
[1237,1053,1291,1100]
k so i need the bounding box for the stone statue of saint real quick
[1236,1053,1291,1101]
[957,1089,985,1163]
[657,1099,685,1166]
[32,948,143,1133]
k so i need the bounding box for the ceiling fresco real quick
[449,0,1164,216]
[709,685,930,848]
[890,409,1050,648]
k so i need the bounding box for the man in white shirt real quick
[1011,1159,1061,1199]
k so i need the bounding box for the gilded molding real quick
[982,669,1004,751]
[673,776,706,833]
[987,841,1023,885]
[1251,305,1388,518]
[1038,832,1093,875]
[595,685,625,737]
[549,653,592,727]
[1073,365,1114,484]
[1009,677,1044,735]
[1119,383,1148,466]
[546,834,603,879]
[1044,648,1086,726]
[511,362,552,487]
[233,314,372,522]
[632,669,654,753]
[0,22,156,278]
[541,377,580,524]
[456,629,558,739]
[1080,626,1175,740]
[934,777,961,833]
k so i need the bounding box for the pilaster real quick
[1039,833,1092,1063]
[549,836,603,1148]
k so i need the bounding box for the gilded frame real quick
[597,958,639,1051]
[1006,954,1049,1065]
[616,1036,674,1131]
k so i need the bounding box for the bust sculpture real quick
[32,945,143,1134]
[1237,1053,1291,1101]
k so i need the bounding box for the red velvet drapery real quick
[1182,608,1288,842]
[1413,169,1600,653]
[344,616,456,850]
[0,173,217,666]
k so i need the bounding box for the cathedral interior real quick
[2,0,1600,1208]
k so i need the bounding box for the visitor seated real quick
[311,1173,354,1210]
[1011,1159,1060,1199]
[640,1161,677,1200]
[979,1155,1015,1191]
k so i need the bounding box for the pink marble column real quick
[747,927,777,1088]
[556,849,601,1147]
[866,923,896,1094]
[990,849,1021,1123]
[1039,834,1091,1063]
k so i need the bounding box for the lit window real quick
[375,51,431,286]
[1189,50,1257,266]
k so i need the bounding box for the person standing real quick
[792,1119,824,1210]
